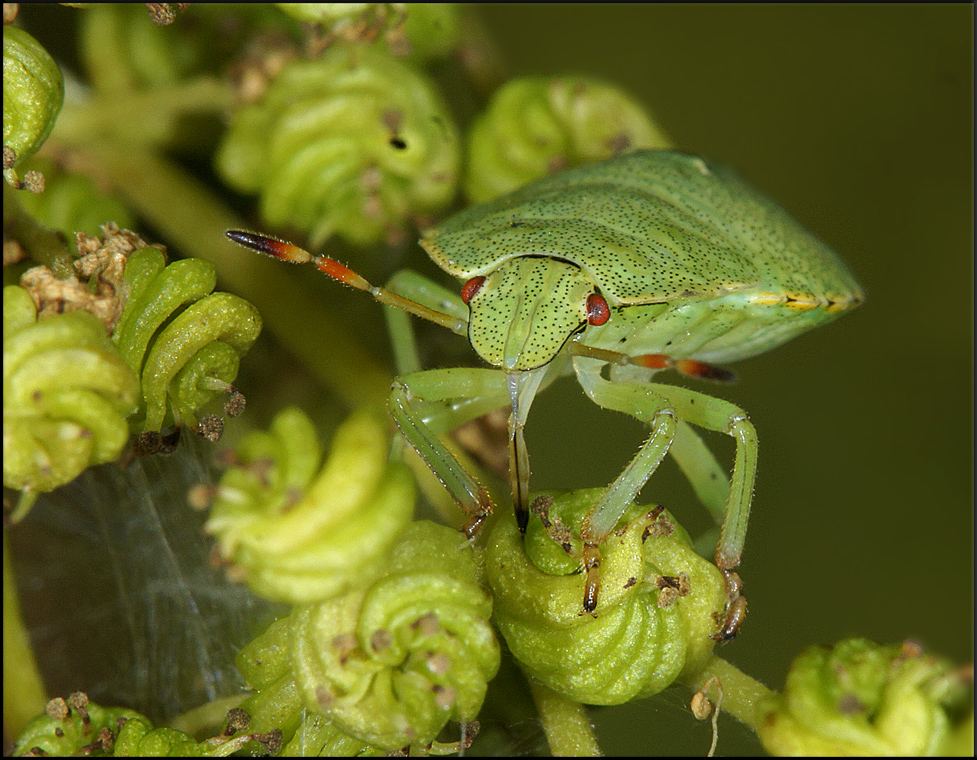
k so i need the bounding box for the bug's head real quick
[460,257,609,371]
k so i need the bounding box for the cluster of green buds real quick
[3,283,139,520]
[486,488,726,705]
[109,244,261,443]
[277,3,461,62]
[464,75,673,203]
[204,407,415,604]
[216,41,460,247]
[17,226,261,444]
[235,519,499,752]
[4,225,262,518]
[77,4,287,94]
[3,24,64,191]
[12,692,281,756]
[758,638,974,756]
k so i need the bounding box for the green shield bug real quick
[228,149,863,636]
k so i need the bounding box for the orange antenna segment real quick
[226,230,468,336]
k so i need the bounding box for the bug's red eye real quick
[587,293,610,325]
[461,276,486,304]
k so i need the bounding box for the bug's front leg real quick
[389,367,510,538]
[571,358,678,615]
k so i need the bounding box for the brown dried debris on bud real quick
[656,586,679,608]
[134,430,163,456]
[66,692,91,735]
[80,727,115,754]
[45,697,69,721]
[256,728,282,755]
[331,632,357,664]
[196,414,225,442]
[20,224,162,332]
[224,387,246,417]
[412,612,440,637]
[655,572,692,601]
[21,169,44,193]
[224,706,250,735]
[531,494,575,553]
[642,511,674,541]
[427,652,452,676]
[145,3,187,25]
[432,684,456,709]
[371,629,393,653]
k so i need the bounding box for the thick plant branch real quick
[528,681,601,757]
[682,654,774,731]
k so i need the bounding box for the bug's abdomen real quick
[587,288,860,366]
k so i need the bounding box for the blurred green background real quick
[474,4,973,755]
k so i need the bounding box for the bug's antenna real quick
[226,231,468,336]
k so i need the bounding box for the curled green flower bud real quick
[758,638,974,756]
[277,4,460,61]
[13,693,280,757]
[206,407,416,604]
[465,75,673,203]
[281,712,379,756]
[12,693,148,756]
[237,520,499,750]
[3,284,140,514]
[216,43,460,247]
[114,721,204,756]
[394,3,461,61]
[3,25,64,186]
[112,247,262,434]
[79,4,287,93]
[485,488,726,706]
[275,1,408,45]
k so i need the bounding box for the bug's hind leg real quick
[639,381,757,640]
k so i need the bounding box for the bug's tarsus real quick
[581,542,601,615]
[712,569,747,641]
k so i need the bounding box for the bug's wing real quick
[421,151,767,304]
[425,149,864,310]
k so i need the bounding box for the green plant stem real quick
[528,680,600,757]
[47,140,391,410]
[3,527,48,739]
[55,78,234,148]
[3,182,73,276]
[681,654,774,731]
